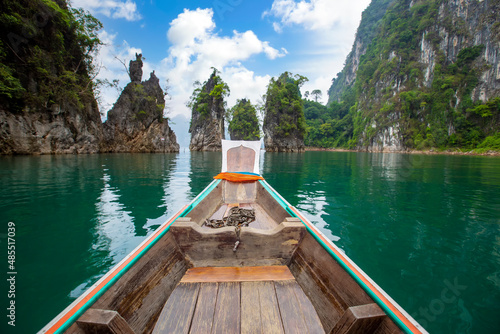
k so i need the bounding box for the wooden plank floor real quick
[153,267,324,334]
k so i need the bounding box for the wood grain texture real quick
[223,181,257,203]
[181,266,294,283]
[186,183,223,224]
[287,280,325,334]
[76,308,135,334]
[274,280,309,334]
[211,282,241,334]
[189,283,219,334]
[289,249,343,331]
[255,183,290,225]
[91,233,187,334]
[241,282,262,334]
[227,145,255,173]
[152,283,200,334]
[255,281,284,334]
[171,220,305,267]
[330,304,386,334]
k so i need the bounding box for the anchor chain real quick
[204,207,256,229]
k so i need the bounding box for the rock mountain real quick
[103,54,179,153]
[0,0,103,154]
[189,69,227,151]
[0,0,178,154]
[327,0,500,152]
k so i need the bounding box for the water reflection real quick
[71,153,181,298]
[189,151,221,196]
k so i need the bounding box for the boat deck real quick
[152,266,325,334]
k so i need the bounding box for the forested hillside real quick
[0,0,104,154]
[309,0,500,152]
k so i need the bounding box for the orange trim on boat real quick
[214,172,264,182]
[289,206,422,334]
[45,205,188,334]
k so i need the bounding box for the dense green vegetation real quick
[187,68,229,118]
[0,0,102,112]
[318,0,500,152]
[263,72,307,140]
[227,99,260,140]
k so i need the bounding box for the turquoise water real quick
[0,151,499,333]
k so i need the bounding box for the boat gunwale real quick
[258,179,428,334]
[38,179,221,334]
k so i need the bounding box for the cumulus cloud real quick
[264,0,371,104]
[264,0,369,32]
[71,0,142,21]
[162,8,285,118]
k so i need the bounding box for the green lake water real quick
[0,151,499,333]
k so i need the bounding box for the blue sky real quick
[71,0,370,145]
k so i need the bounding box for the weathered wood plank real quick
[330,303,386,334]
[76,308,135,334]
[189,283,218,334]
[223,181,257,203]
[289,249,344,332]
[91,232,188,334]
[294,233,373,307]
[258,281,284,334]
[241,282,262,334]
[211,282,240,334]
[250,203,280,230]
[171,220,305,267]
[287,280,325,333]
[186,183,223,224]
[208,204,228,221]
[373,316,404,334]
[181,266,294,283]
[227,145,255,172]
[256,183,289,225]
[274,280,309,334]
[152,283,200,334]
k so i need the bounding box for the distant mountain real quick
[323,0,500,152]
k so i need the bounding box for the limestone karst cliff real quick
[263,72,307,152]
[103,54,179,153]
[0,0,103,154]
[188,69,228,151]
[325,0,500,152]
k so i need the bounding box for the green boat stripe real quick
[53,179,220,333]
[259,180,414,334]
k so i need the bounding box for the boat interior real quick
[68,141,404,334]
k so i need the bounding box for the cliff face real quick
[263,72,306,152]
[189,70,227,151]
[103,55,179,153]
[0,100,102,154]
[0,0,103,154]
[328,0,396,104]
[327,0,500,152]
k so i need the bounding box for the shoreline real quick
[304,147,500,156]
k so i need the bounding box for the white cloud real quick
[264,0,371,104]
[71,0,142,21]
[264,0,369,32]
[162,8,285,118]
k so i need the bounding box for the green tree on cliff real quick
[187,68,229,118]
[263,72,308,142]
[228,99,260,140]
[0,0,103,111]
